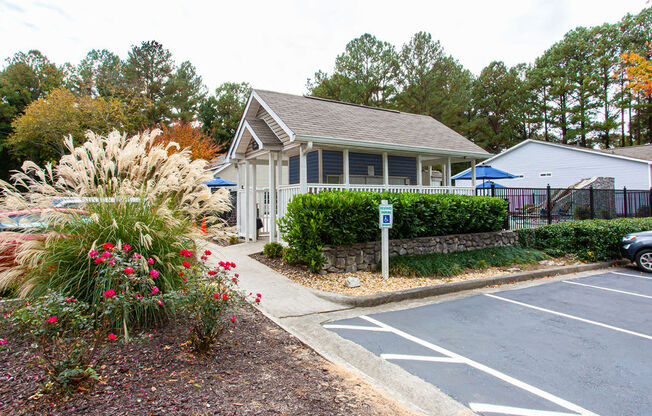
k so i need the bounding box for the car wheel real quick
[635,249,652,273]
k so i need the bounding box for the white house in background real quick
[225,89,491,242]
[454,139,652,190]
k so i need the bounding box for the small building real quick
[225,89,491,242]
[454,139,652,190]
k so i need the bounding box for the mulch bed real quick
[251,253,576,296]
[0,307,418,416]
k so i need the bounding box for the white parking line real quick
[610,271,652,280]
[322,324,390,332]
[485,293,652,341]
[380,353,464,363]
[360,315,598,416]
[564,280,652,299]
[469,403,581,416]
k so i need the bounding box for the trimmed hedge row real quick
[518,217,652,261]
[277,191,508,271]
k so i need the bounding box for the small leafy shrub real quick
[574,206,591,220]
[599,209,614,220]
[228,235,240,245]
[2,292,103,393]
[263,242,284,259]
[172,250,256,353]
[278,191,508,271]
[389,246,548,277]
[517,217,652,261]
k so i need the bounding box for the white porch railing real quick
[239,184,475,237]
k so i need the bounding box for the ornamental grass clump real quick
[0,130,231,318]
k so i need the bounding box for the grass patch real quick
[389,246,549,277]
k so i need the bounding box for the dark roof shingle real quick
[246,119,282,146]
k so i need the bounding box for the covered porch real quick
[234,144,480,242]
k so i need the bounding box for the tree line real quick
[0,41,250,179]
[307,8,652,153]
[0,8,650,181]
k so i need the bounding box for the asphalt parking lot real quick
[324,269,652,416]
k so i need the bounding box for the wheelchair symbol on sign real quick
[382,214,391,224]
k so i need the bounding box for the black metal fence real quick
[476,185,652,229]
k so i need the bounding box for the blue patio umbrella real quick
[451,164,519,181]
[475,180,505,189]
[204,177,236,187]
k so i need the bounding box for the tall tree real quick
[591,24,621,148]
[165,61,206,122]
[69,49,126,98]
[307,34,398,106]
[153,121,220,161]
[198,82,250,151]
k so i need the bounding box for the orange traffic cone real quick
[201,216,207,235]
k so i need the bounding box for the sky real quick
[0,0,648,95]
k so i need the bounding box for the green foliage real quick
[171,253,251,353]
[198,82,250,151]
[517,217,652,261]
[263,242,284,259]
[278,191,508,272]
[228,235,240,245]
[2,291,101,393]
[389,246,549,277]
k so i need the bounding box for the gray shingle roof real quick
[253,89,489,156]
[246,119,282,146]
[599,144,652,161]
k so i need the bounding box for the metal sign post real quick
[379,200,393,279]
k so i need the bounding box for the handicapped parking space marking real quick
[485,293,652,340]
[327,315,598,416]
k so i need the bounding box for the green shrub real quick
[517,217,652,261]
[389,246,549,277]
[228,235,240,245]
[263,242,284,258]
[277,191,507,271]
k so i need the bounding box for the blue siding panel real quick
[307,151,319,183]
[388,155,417,184]
[289,156,299,184]
[350,152,383,176]
[322,150,343,182]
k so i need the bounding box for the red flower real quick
[212,293,219,299]
[147,258,154,265]
[208,270,217,276]
[255,298,261,303]
[133,253,141,259]
[101,251,113,258]
[230,316,236,323]
[256,293,262,298]
[0,339,6,345]
[221,293,228,300]
[200,255,207,260]
[234,273,239,278]
[103,242,114,251]
[103,289,116,298]
[232,277,238,284]
[124,267,135,275]
[183,261,191,269]
[94,258,104,265]
[123,244,131,251]
[182,277,188,282]
[157,299,163,306]
[150,269,159,279]
[179,249,187,256]
[178,272,184,276]
[47,265,55,269]
[204,250,212,256]
[108,333,117,340]
[151,286,159,295]
[47,316,57,324]
[88,249,98,257]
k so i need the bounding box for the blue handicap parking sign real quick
[382,214,391,223]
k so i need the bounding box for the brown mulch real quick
[0,307,421,416]
[251,253,577,296]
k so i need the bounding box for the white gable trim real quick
[454,139,652,178]
[226,91,293,162]
[251,90,295,141]
[243,120,282,151]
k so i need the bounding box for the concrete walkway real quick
[201,241,350,318]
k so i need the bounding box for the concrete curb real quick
[311,260,628,307]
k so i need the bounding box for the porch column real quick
[441,163,447,187]
[416,155,423,187]
[382,152,389,187]
[471,159,477,189]
[250,162,257,242]
[318,149,323,184]
[343,149,350,187]
[268,152,277,243]
[242,160,250,239]
[236,163,242,237]
[446,156,452,187]
[299,145,308,193]
[428,166,433,186]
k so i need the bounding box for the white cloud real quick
[0,0,647,94]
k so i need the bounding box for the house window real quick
[539,172,552,177]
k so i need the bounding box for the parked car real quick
[621,231,652,272]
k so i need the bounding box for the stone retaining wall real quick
[320,230,519,274]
